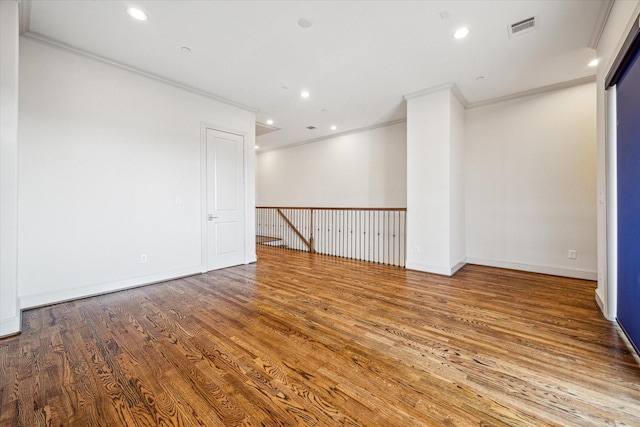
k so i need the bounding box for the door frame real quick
[200,122,253,273]
[603,12,640,354]
[602,13,640,318]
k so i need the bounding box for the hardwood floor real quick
[1,246,639,426]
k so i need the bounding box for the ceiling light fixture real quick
[127,7,148,21]
[301,90,310,98]
[588,58,600,67]
[331,125,337,131]
[266,119,274,125]
[255,145,259,149]
[453,27,469,39]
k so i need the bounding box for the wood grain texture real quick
[1,245,639,426]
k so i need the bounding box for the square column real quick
[0,0,20,336]
[405,84,466,275]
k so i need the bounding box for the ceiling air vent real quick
[508,16,536,38]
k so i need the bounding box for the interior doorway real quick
[204,127,245,271]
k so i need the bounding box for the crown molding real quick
[403,83,469,107]
[257,118,406,154]
[21,31,259,114]
[589,0,615,50]
[466,75,596,109]
[17,0,30,35]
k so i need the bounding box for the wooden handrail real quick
[257,206,407,211]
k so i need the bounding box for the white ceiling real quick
[23,0,608,151]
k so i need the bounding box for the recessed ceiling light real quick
[453,27,469,39]
[588,58,600,67]
[255,145,259,149]
[298,17,313,29]
[127,7,148,21]
[266,119,274,125]
[301,90,310,98]
[331,125,337,131]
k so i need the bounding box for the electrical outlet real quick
[141,254,148,264]
[568,250,577,260]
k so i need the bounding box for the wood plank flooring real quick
[1,245,639,426]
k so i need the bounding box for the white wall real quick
[17,39,255,309]
[595,0,640,319]
[465,82,597,280]
[0,0,20,336]
[256,122,406,207]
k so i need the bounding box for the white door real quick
[206,128,245,271]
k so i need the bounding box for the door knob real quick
[208,214,219,221]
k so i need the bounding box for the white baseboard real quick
[466,257,598,281]
[450,259,467,275]
[19,266,202,311]
[595,290,608,319]
[594,289,616,321]
[406,259,467,276]
[0,315,21,338]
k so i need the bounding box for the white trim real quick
[605,85,618,319]
[450,85,468,107]
[450,259,467,275]
[200,121,248,139]
[243,130,257,265]
[405,260,466,277]
[21,32,258,114]
[589,0,615,49]
[595,290,611,320]
[258,119,406,154]
[404,83,469,106]
[466,257,598,281]
[602,4,640,87]
[200,124,209,273]
[17,0,31,35]
[466,76,596,109]
[19,267,202,311]
[0,315,21,338]
[406,261,452,276]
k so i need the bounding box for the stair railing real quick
[256,207,407,267]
